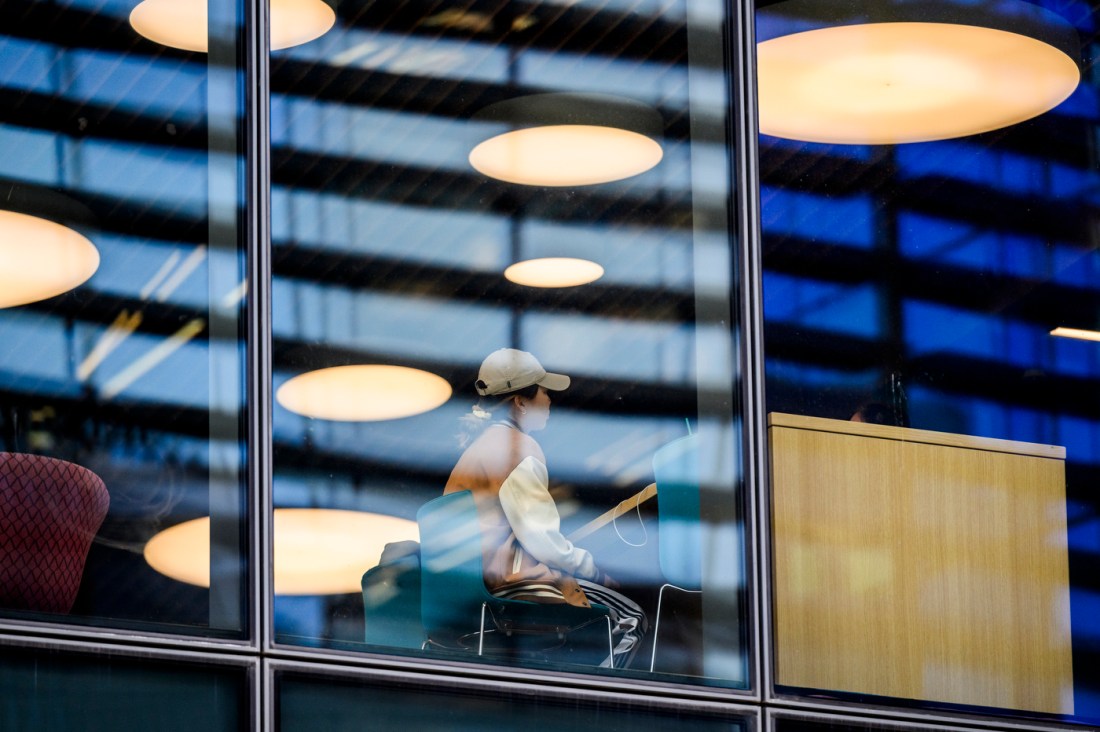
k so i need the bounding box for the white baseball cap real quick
[475,348,570,396]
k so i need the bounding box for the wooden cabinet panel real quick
[769,413,1073,714]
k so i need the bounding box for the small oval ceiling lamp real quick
[144,510,419,595]
[757,0,1081,144]
[0,185,99,309]
[130,0,335,52]
[469,93,664,186]
[276,364,452,421]
[504,257,605,288]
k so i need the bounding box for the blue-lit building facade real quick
[0,0,1098,730]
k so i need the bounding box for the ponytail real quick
[455,384,539,447]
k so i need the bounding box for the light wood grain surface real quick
[769,413,1073,714]
[768,412,1066,460]
[568,483,657,542]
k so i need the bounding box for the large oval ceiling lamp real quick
[0,185,99,309]
[756,0,1081,145]
[469,93,664,186]
[504,257,605,288]
[130,0,336,52]
[276,364,453,421]
[144,510,419,595]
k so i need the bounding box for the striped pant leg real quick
[576,580,649,669]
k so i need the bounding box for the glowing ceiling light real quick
[130,0,336,53]
[757,1,1080,145]
[144,509,419,596]
[469,93,664,186]
[1051,327,1100,343]
[276,365,452,421]
[504,257,605,288]
[0,210,99,309]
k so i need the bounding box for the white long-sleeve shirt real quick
[497,455,599,580]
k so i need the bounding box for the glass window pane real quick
[0,0,248,635]
[757,0,1100,724]
[0,645,247,731]
[277,669,753,731]
[270,0,748,687]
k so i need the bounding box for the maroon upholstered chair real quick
[0,452,109,613]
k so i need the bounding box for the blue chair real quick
[361,540,424,650]
[650,434,704,672]
[417,490,614,662]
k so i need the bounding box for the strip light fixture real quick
[1051,327,1100,343]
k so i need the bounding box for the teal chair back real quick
[417,490,493,643]
[361,541,424,649]
[652,435,702,590]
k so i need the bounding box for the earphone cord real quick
[612,499,647,547]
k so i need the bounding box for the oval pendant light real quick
[504,257,605,288]
[276,364,452,421]
[0,211,99,308]
[0,185,99,309]
[757,0,1081,144]
[469,93,664,186]
[144,510,419,596]
[130,0,336,52]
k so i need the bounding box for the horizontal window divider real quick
[264,647,761,709]
[764,696,1088,732]
[0,624,260,660]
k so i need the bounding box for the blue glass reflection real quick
[762,187,875,248]
[764,273,881,338]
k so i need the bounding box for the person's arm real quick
[498,455,600,580]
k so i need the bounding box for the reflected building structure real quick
[0,0,1097,730]
[757,0,1100,721]
[268,0,746,683]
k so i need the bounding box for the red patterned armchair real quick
[0,453,109,613]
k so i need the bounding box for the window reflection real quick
[0,0,247,634]
[270,0,747,686]
[758,0,1100,723]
